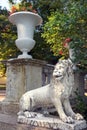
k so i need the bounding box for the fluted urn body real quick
[9,11,42,58]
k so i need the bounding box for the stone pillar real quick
[0,58,46,114]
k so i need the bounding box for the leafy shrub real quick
[75,90,87,121]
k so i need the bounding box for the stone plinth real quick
[17,115,87,130]
[0,58,46,114]
[0,113,86,130]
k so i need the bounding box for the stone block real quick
[5,58,46,102]
[18,115,87,130]
[0,113,86,130]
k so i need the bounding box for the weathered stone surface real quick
[0,59,47,115]
[5,58,46,102]
[0,101,19,114]
[0,113,86,130]
[0,113,52,130]
[18,115,87,130]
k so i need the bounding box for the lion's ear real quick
[68,59,73,66]
[59,59,65,64]
[62,60,68,66]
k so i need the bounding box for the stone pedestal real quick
[17,115,87,130]
[0,58,46,114]
[0,113,86,130]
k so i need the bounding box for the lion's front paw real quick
[61,116,74,124]
[24,111,36,118]
[24,111,44,118]
[73,113,84,120]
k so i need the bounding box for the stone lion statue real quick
[18,59,83,123]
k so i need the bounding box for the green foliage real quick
[0,7,20,74]
[0,62,6,76]
[0,4,57,66]
[42,0,87,69]
[33,0,65,21]
[75,90,87,120]
[31,32,60,64]
[0,9,19,60]
[1,0,87,69]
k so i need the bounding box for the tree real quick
[42,0,87,69]
[0,7,19,59]
[2,0,87,68]
[33,0,65,22]
[0,7,19,75]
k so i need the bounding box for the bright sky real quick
[0,0,20,10]
[0,0,10,10]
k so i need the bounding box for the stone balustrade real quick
[42,64,54,86]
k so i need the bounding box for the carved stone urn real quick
[9,11,42,58]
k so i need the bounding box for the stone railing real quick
[42,64,54,86]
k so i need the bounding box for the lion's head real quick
[53,59,73,80]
